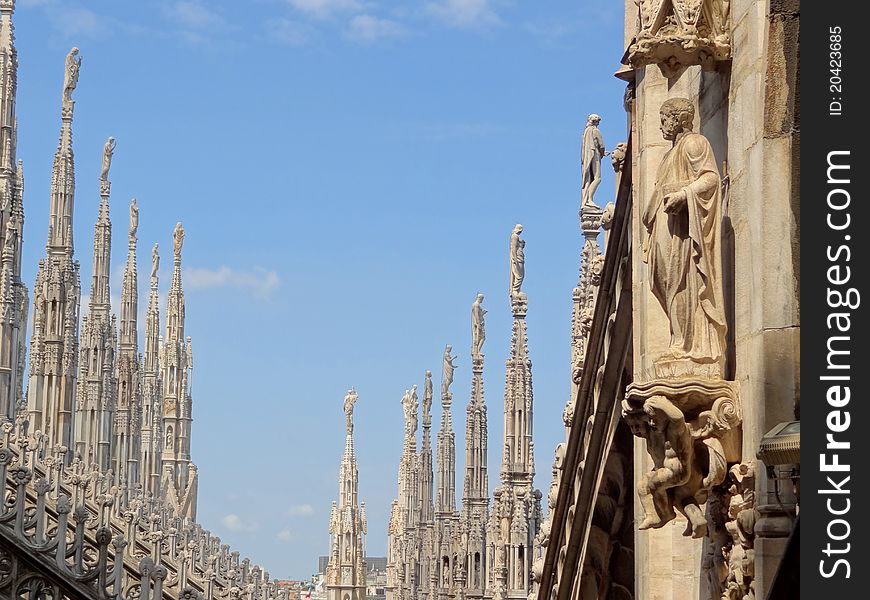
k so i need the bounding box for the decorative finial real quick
[173,222,184,258]
[62,47,81,104]
[100,136,115,183]
[509,224,525,298]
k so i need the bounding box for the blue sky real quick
[15,0,627,580]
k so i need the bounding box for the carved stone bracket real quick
[623,377,740,538]
[628,0,732,77]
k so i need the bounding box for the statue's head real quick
[659,97,694,140]
[476,293,484,302]
[586,113,601,126]
[445,344,452,353]
[622,403,650,438]
[425,369,431,377]
[513,223,523,235]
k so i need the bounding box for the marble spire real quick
[140,242,163,497]
[114,197,142,497]
[463,294,489,597]
[327,389,367,600]
[74,136,118,471]
[160,222,197,519]
[26,47,83,452]
[0,0,28,420]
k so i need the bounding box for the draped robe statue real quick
[642,98,726,374]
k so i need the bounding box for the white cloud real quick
[21,0,108,38]
[348,14,405,42]
[287,0,363,19]
[426,0,501,29]
[287,503,315,516]
[222,513,258,533]
[184,266,281,299]
[277,529,293,542]
[163,1,226,30]
[267,18,314,46]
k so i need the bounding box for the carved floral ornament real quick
[628,0,732,77]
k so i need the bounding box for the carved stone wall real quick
[623,0,799,598]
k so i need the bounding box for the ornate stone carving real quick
[623,378,738,538]
[642,98,726,379]
[629,0,731,77]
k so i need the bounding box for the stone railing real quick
[0,416,289,600]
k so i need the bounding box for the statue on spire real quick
[100,136,115,182]
[423,370,433,417]
[151,243,159,280]
[129,198,139,239]
[62,47,81,103]
[580,114,608,208]
[343,388,358,434]
[441,344,457,401]
[173,222,185,258]
[509,224,525,297]
[471,293,486,358]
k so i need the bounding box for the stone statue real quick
[625,394,727,539]
[62,47,81,103]
[100,136,115,182]
[151,244,159,279]
[580,114,608,208]
[508,224,525,297]
[441,345,457,399]
[3,220,14,254]
[642,98,726,375]
[423,370,433,415]
[173,222,185,257]
[343,389,358,434]
[471,293,486,357]
[129,198,139,238]
[409,384,418,434]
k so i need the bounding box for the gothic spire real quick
[502,225,534,486]
[119,198,138,353]
[419,370,434,524]
[436,344,457,514]
[47,47,80,254]
[88,136,114,314]
[463,294,488,506]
